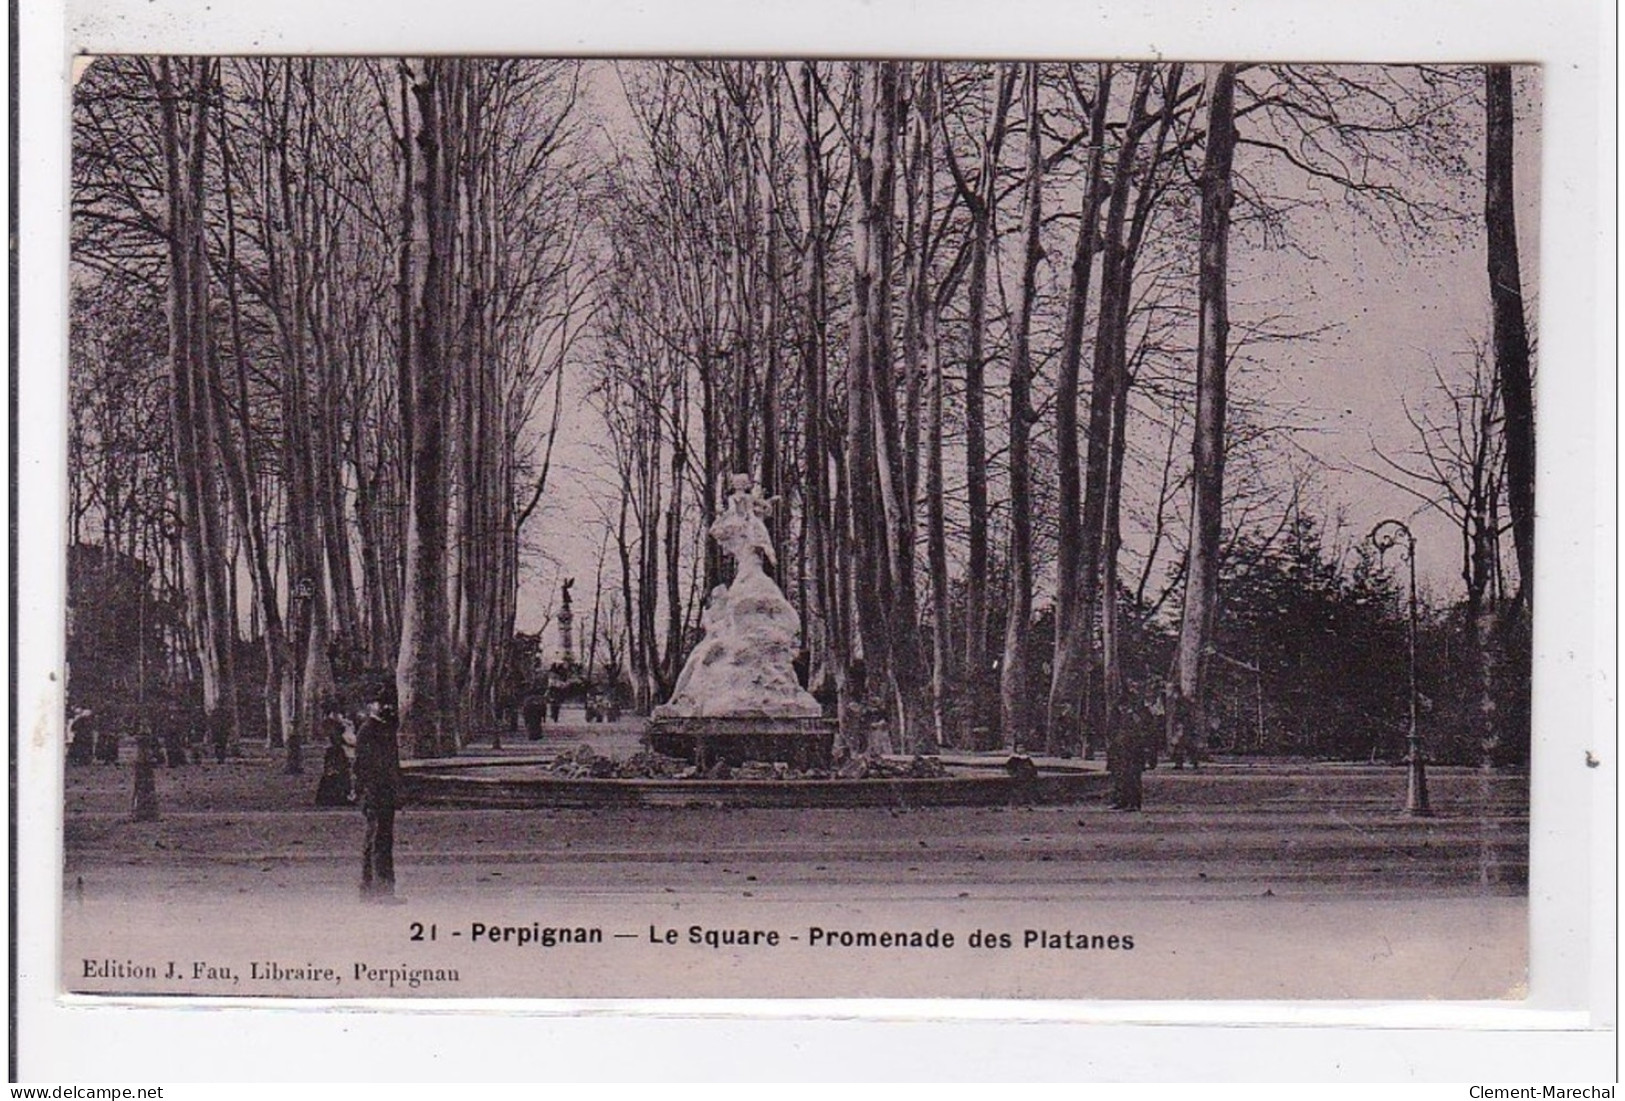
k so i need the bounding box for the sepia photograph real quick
[57,52,1539,1003]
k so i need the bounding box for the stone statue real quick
[713,475,778,573]
[654,474,819,720]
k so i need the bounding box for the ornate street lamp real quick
[1369,519,1431,816]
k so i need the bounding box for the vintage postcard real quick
[15,0,1615,1084]
[58,51,1536,1002]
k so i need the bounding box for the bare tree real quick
[396,58,460,757]
[1164,63,1238,786]
[154,56,242,765]
[941,64,1017,746]
[998,63,1044,751]
[1485,65,1534,615]
[847,60,931,753]
[1045,62,1115,755]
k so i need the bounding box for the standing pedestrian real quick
[522,690,547,740]
[313,695,356,807]
[353,681,402,901]
[67,707,96,765]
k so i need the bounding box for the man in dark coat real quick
[521,690,548,740]
[67,707,96,765]
[353,682,402,900]
[1108,697,1151,812]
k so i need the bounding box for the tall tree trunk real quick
[1080,66,1153,761]
[640,403,664,695]
[848,60,929,753]
[999,63,1043,752]
[926,290,951,750]
[955,66,1016,749]
[312,340,360,656]
[397,58,458,757]
[1046,63,1114,755]
[216,99,292,750]
[898,61,949,752]
[1099,335,1134,773]
[155,56,239,767]
[266,59,337,776]
[391,61,416,664]
[1165,63,1237,784]
[846,59,890,753]
[615,487,646,712]
[1098,64,1182,765]
[797,62,852,741]
[663,378,687,695]
[453,89,505,732]
[354,442,393,667]
[899,62,929,517]
[1485,66,1534,767]
[758,70,784,558]
[1465,366,1504,764]
[1485,65,1534,616]
[918,64,954,750]
[700,358,722,593]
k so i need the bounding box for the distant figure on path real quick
[67,707,96,765]
[547,667,566,723]
[353,682,401,900]
[94,712,121,764]
[313,696,355,807]
[522,690,549,740]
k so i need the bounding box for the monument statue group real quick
[656,474,821,721]
[650,474,830,768]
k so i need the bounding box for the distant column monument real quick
[557,578,575,666]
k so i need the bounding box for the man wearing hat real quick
[353,680,402,900]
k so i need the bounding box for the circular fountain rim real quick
[403,752,1109,809]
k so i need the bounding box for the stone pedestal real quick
[647,716,836,771]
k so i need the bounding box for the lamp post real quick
[130,565,159,821]
[290,576,316,776]
[1369,519,1431,816]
